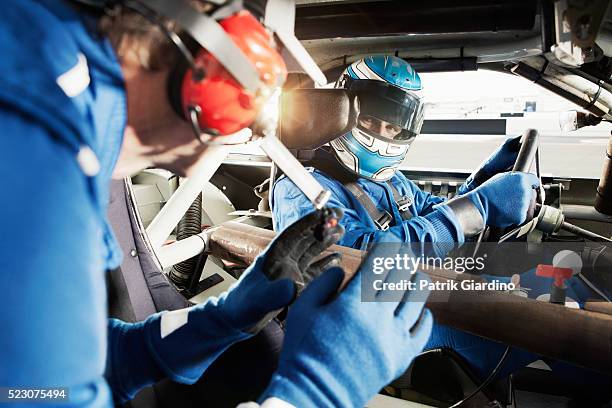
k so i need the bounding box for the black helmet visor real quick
[345,77,425,144]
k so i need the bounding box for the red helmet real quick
[181,10,287,136]
[71,1,324,139]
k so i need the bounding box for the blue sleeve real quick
[0,109,112,407]
[272,175,320,232]
[0,109,175,406]
[272,174,464,255]
[272,173,375,250]
[105,318,166,404]
[342,206,464,256]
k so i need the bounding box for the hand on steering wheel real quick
[479,129,543,243]
[465,172,541,229]
[458,135,522,195]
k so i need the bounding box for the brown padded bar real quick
[279,88,359,150]
[585,301,612,316]
[207,221,612,374]
[595,134,612,215]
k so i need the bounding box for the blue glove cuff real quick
[466,190,487,217]
[441,194,486,238]
[423,206,465,255]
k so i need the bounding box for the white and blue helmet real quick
[330,56,425,181]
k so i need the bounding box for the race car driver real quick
[271,55,542,380]
[0,2,432,408]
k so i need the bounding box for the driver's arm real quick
[272,173,464,256]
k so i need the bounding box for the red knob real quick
[536,265,574,288]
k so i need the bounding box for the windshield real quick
[228,70,611,179]
[404,70,612,179]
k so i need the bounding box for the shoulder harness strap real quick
[386,181,413,221]
[344,182,393,231]
[304,148,395,231]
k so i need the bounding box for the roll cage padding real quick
[206,221,612,374]
[279,88,359,150]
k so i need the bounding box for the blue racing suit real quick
[272,166,540,379]
[272,168,463,253]
[0,1,187,406]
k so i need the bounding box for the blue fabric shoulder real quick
[0,108,112,407]
[0,0,94,151]
[0,0,127,269]
[271,170,352,231]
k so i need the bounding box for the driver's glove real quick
[105,208,344,403]
[458,136,521,195]
[258,235,433,408]
[438,172,540,238]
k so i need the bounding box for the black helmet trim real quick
[355,122,419,146]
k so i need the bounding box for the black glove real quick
[264,207,344,292]
[239,207,343,332]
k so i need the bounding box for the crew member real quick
[0,4,432,407]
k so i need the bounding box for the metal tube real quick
[595,134,612,215]
[265,0,327,86]
[562,204,612,223]
[157,232,208,270]
[510,62,607,117]
[146,144,230,249]
[560,221,612,242]
[543,63,612,112]
[584,301,612,314]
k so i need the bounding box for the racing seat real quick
[107,178,189,323]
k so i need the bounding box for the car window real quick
[406,70,611,178]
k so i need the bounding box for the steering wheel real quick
[476,128,543,246]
